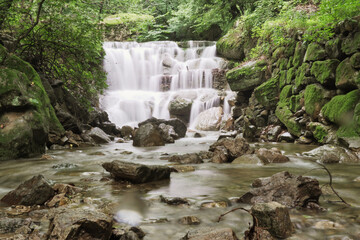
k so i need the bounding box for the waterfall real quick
[100,41,233,128]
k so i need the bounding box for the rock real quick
[168,97,192,123]
[1,175,55,206]
[139,117,187,138]
[111,226,145,240]
[251,202,293,239]
[303,145,359,163]
[341,31,360,55]
[158,123,178,143]
[209,136,254,163]
[310,59,339,87]
[46,193,69,208]
[256,148,290,164]
[169,153,203,164]
[335,58,360,90]
[193,107,223,131]
[52,163,78,169]
[304,42,327,62]
[238,171,322,208]
[178,216,201,225]
[194,132,203,138]
[278,132,294,142]
[0,217,32,234]
[200,201,228,208]
[47,208,113,240]
[313,220,344,230]
[226,60,266,92]
[292,42,307,68]
[116,138,125,143]
[181,227,238,240]
[102,160,171,183]
[254,78,279,108]
[308,122,337,144]
[296,136,312,144]
[171,165,196,173]
[304,84,332,119]
[133,123,165,147]
[350,52,360,69]
[52,183,82,195]
[98,122,121,136]
[232,154,262,165]
[275,103,302,137]
[212,68,227,90]
[267,125,282,142]
[160,195,190,205]
[121,125,134,140]
[87,127,111,144]
[339,137,360,149]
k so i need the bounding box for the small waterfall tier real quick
[101,41,235,129]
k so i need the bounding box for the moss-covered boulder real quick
[254,78,279,108]
[308,122,337,144]
[304,43,327,62]
[341,32,360,55]
[279,85,293,102]
[350,52,360,69]
[294,63,315,92]
[336,103,360,138]
[226,60,267,92]
[321,89,360,126]
[335,58,360,90]
[0,49,64,160]
[275,103,302,137]
[289,93,304,113]
[304,84,332,119]
[325,38,343,59]
[279,70,289,89]
[277,58,288,71]
[311,59,339,87]
[292,42,306,68]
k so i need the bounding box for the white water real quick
[100,41,232,128]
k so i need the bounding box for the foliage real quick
[104,13,154,25]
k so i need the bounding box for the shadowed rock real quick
[181,227,238,240]
[102,160,171,183]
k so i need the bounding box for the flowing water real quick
[100,41,232,128]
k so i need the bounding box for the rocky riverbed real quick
[1,131,360,239]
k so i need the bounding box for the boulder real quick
[169,153,203,164]
[158,123,178,143]
[267,125,282,142]
[193,107,223,131]
[102,160,171,183]
[181,227,238,240]
[133,123,165,147]
[304,84,333,119]
[87,127,111,144]
[251,202,293,239]
[139,117,187,138]
[232,154,262,165]
[275,103,302,137]
[168,97,192,123]
[335,58,360,90]
[238,171,322,208]
[209,136,253,163]
[278,132,295,142]
[303,145,359,163]
[178,216,201,225]
[310,59,339,87]
[303,43,327,62]
[121,125,134,140]
[1,175,54,206]
[111,225,145,240]
[0,217,32,234]
[256,148,290,164]
[254,78,279,108]
[47,208,113,240]
[308,122,337,144]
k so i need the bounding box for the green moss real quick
[341,31,360,55]
[275,102,302,137]
[292,42,306,68]
[272,47,285,60]
[336,57,360,90]
[277,58,288,71]
[254,78,279,108]
[217,24,245,60]
[287,56,293,69]
[304,84,330,119]
[350,52,360,68]
[310,59,339,87]
[286,67,295,84]
[295,63,311,89]
[308,122,331,143]
[279,85,292,102]
[336,103,360,138]
[279,70,287,89]
[304,42,327,62]
[321,89,360,126]
[289,93,303,113]
[0,44,7,64]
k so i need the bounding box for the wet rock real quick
[117,138,125,143]
[200,201,228,208]
[278,132,294,142]
[47,208,113,240]
[267,126,282,142]
[87,127,111,144]
[1,175,54,206]
[46,193,68,208]
[99,122,121,136]
[339,136,360,150]
[313,220,344,229]
[160,195,190,205]
[231,154,262,165]
[171,165,196,173]
[295,136,313,144]
[121,125,134,140]
[181,227,238,240]
[133,123,165,147]
[158,123,179,143]
[251,202,293,239]
[0,217,32,234]
[139,117,187,138]
[238,171,322,208]
[256,148,290,164]
[168,97,193,123]
[111,226,145,240]
[193,107,223,131]
[52,163,78,169]
[178,216,201,225]
[209,136,254,163]
[212,68,227,90]
[304,145,360,163]
[194,132,203,138]
[52,183,82,195]
[102,160,171,183]
[169,153,203,164]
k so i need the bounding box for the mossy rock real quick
[272,47,286,60]
[292,42,306,68]
[286,67,296,84]
[295,63,315,92]
[279,85,293,102]
[277,58,288,71]
[308,122,337,144]
[289,93,303,113]
[254,78,279,108]
[226,60,266,92]
[275,102,302,137]
[336,103,360,138]
[321,89,360,126]
[335,58,360,90]
[325,38,343,59]
[304,84,331,119]
[341,32,360,55]
[311,59,339,87]
[287,56,293,69]
[350,52,360,69]
[279,71,288,90]
[0,44,7,64]
[216,22,246,60]
[304,43,327,62]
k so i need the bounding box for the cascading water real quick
[100,41,233,129]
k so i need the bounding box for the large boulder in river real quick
[168,97,192,123]
[209,136,254,163]
[139,117,187,138]
[193,107,223,131]
[47,208,113,240]
[238,171,322,208]
[303,144,359,163]
[0,45,64,160]
[133,123,165,147]
[1,175,54,206]
[256,148,290,164]
[181,227,239,240]
[87,127,111,144]
[102,160,171,183]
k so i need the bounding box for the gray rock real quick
[278,132,294,142]
[158,123,178,143]
[181,227,238,240]
[139,117,187,138]
[0,217,32,234]
[133,123,165,147]
[251,202,293,239]
[1,175,55,206]
[168,97,193,123]
[178,216,201,225]
[169,153,203,164]
[88,127,111,144]
[231,154,262,165]
[267,126,282,142]
[238,171,322,208]
[256,148,290,164]
[47,208,113,240]
[304,145,359,163]
[121,125,134,140]
[102,160,171,183]
[193,107,223,131]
